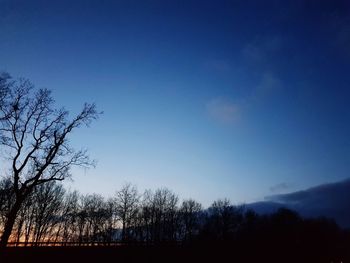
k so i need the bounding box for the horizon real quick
[1,0,350,208]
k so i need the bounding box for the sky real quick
[0,0,349,207]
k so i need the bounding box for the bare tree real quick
[148,188,179,242]
[180,199,202,241]
[84,194,110,242]
[114,183,139,241]
[54,190,79,243]
[100,198,116,243]
[75,194,89,243]
[0,74,99,247]
[137,189,154,242]
[0,72,11,119]
[11,186,35,245]
[206,199,244,241]
[0,177,15,235]
[30,182,65,244]
[10,181,65,245]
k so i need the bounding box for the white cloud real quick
[206,98,240,124]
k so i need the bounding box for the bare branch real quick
[0,72,100,246]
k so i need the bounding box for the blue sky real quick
[1,0,349,206]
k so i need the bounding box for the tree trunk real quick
[0,197,24,247]
[122,220,126,241]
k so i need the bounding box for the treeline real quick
[1,178,348,249]
[0,180,198,244]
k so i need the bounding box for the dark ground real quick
[0,243,349,263]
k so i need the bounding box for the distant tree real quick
[31,182,65,243]
[179,199,202,241]
[206,199,243,241]
[55,190,79,243]
[150,188,179,242]
[76,194,90,243]
[11,181,65,245]
[114,183,139,241]
[84,194,110,242]
[100,198,116,243]
[137,190,154,242]
[0,73,99,247]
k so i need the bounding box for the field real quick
[1,243,349,263]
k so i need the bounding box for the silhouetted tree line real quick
[0,179,348,250]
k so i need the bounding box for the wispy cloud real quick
[205,35,283,125]
[206,97,240,124]
[252,72,281,100]
[206,72,280,125]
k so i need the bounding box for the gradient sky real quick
[1,0,349,206]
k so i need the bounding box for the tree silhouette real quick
[114,183,139,241]
[0,73,99,247]
[12,181,65,245]
[204,199,244,241]
[179,199,202,241]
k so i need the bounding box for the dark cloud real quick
[267,178,350,205]
[248,178,350,228]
